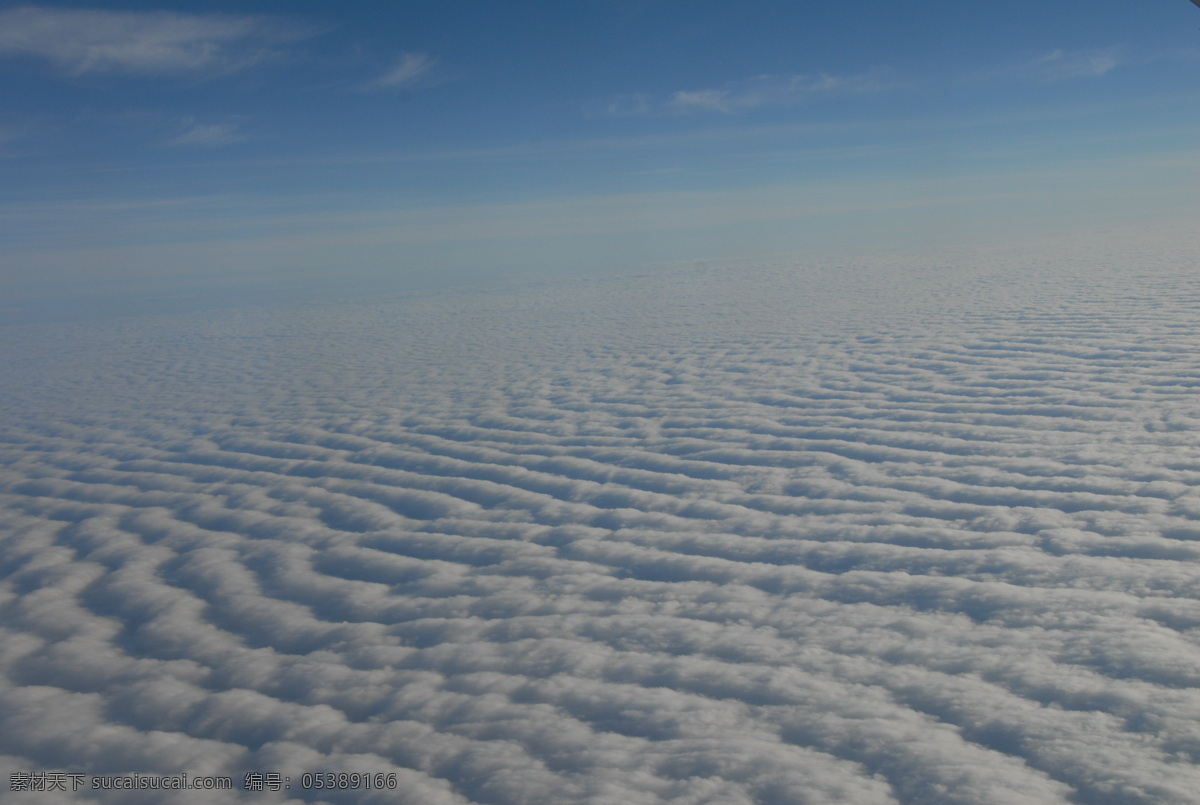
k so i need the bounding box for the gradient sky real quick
[3,1,1200,319]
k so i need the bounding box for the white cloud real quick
[670,71,896,114]
[669,88,734,113]
[0,6,306,77]
[3,234,1200,802]
[604,69,899,117]
[165,120,246,148]
[994,48,1122,84]
[604,92,652,118]
[365,52,437,91]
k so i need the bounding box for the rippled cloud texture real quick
[3,235,1200,804]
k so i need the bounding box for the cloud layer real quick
[2,237,1200,803]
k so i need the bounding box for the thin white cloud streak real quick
[0,6,308,77]
[1026,49,1120,81]
[364,52,437,91]
[982,48,1123,84]
[604,92,653,117]
[671,70,898,114]
[605,69,899,117]
[166,121,247,148]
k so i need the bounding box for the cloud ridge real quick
[3,239,1200,802]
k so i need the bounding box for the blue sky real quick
[3,1,1200,317]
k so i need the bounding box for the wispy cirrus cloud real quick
[603,92,652,117]
[993,48,1122,84]
[671,70,898,113]
[165,119,247,148]
[601,68,899,117]
[0,5,310,77]
[363,51,437,91]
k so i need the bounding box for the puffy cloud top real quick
[3,238,1200,803]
